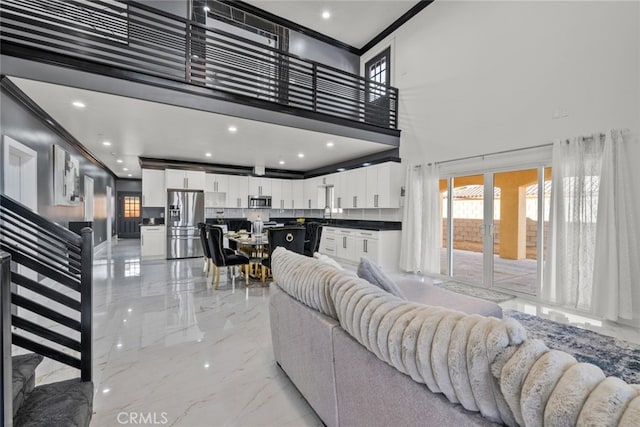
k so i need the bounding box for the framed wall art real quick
[53,144,81,206]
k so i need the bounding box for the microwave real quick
[248,195,272,208]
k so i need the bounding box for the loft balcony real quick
[0,0,400,145]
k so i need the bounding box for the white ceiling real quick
[243,0,419,49]
[10,77,391,179]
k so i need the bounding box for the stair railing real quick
[0,194,93,385]
[1,251,12,426]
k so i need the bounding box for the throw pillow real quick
[357,257,405,299]
[313,252,344,270]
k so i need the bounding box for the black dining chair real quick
[261,226,305,283]
[304,222,323,257]
[206,225,250,289]
[198,223,212,277]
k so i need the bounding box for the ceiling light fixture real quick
[362,162,371,166]
[123,168,128,171]
[297,153,304,158]
[116,159,123,163]
[203,6,210,12]
[228,126,237,133]
[326,141,334,147]
[279,160,285,165]
[322,10,331,19]
[337,168,346,172]
[127,174,132,177]
[102,141,111,146]
[205,152,212,157]
[72,101,86,108]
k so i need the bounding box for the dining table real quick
[225,233,270,283]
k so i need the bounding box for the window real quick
[365,47,390,102]
[123,196,140,218]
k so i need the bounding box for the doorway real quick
[364,47,391,127]
[441,167,550,295]
[3,136,37,209]
[117,192,141,239]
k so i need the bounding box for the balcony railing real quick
[0,0,399,130]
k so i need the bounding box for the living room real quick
[1,0,639,426]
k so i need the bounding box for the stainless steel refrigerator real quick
[166,190,204,259]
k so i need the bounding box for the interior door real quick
[118,192,141,239]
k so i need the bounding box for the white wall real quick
[361,1,640,165]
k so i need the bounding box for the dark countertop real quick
[205,217,401,231]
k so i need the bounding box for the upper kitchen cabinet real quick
[165,169,205,190]
[248,177,271,196]
[142,169,165,207]
[205,173,229,193]
[291,180,304,209]
[344,168,366,208]
[270,179,287,210]
[227,175,249,208]
[365,162,403,208]
[304,177,324,209]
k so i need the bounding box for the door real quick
[117,192,141,238]
[442,167,550,295]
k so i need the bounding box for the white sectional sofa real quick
[268,248,640,427]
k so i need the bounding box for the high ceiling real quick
[10,77,391,179]
[243,0,420,49]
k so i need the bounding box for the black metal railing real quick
[0,0,399,129]
[1,251,12,426]
[0,194,93,383]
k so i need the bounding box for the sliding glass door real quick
[441,167,550,295]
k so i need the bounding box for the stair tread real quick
[14,378,94,427]
[12,353,44,417]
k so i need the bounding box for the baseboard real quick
[94,239,110,255]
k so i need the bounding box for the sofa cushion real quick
[396,279,503,318]
[357,257,405,298]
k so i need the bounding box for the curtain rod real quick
[426,132,607,167]
[427,142,553,167]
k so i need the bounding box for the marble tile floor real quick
[30,239,322,426]
[26,239,640,426]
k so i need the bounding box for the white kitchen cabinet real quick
[334,171,347,210]
[291,180,304,209]
[165,169,205,190]
[365,162,403,208]
[278,180,292,210]
[344,168,366,209]
[205,173,229,193]
[227,175,249,208]
[304,177,324,209]
[319,226,401,271]
[248,177,271,196]
[142,169,165,207]
[270,179,284,209]
[141,225,166,258]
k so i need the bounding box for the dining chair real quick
[303,222,323,257]
[198,222,211,277]
[206,225,250,288]
[261,226,305,283]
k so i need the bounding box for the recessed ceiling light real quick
[203,6,210,12]
[204,363,210,369]
[362,162,371,166]
[337,168,346,172]
[116,159,123,163]
[228,126,237,133]
[297,153,304,158]
[326,141,334,147]
[72,101,86,108]
[127,174,132,177]
[322,10,331,19]
[102,141,111,146]
[123,168,128,171]
[279,160,285,165]
[102,388,110,394]
[205,152,212,157]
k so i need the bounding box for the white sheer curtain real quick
[592,129,640,323]
[543,129,640,323]
[400,163,441,273]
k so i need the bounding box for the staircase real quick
[1,194,94,426]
